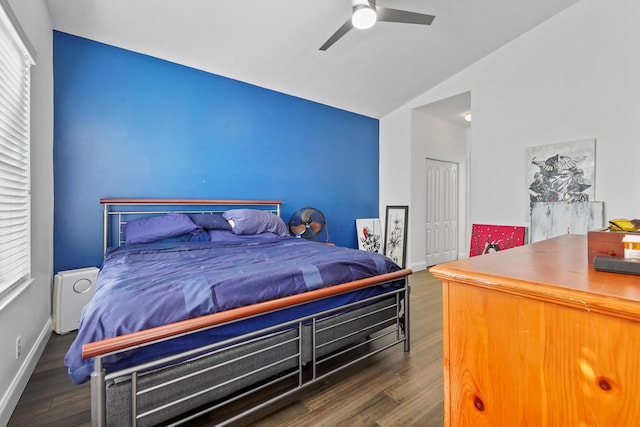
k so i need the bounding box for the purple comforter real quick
[65,236,400,384]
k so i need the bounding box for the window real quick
[0,1,34,296]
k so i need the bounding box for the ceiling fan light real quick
[352,5,377,30]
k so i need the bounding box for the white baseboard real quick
[0,318,52,426]
[409,261,428,272]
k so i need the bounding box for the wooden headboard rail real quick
[82,268,412,360]
[100,198,283,253]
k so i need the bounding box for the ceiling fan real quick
[319,0,435,51]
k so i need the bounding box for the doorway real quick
[425,158,458,266]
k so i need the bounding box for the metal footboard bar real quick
[137,338,301,403]
[138,349,301,422]
[89,274,411,426]
[310,289,409,382]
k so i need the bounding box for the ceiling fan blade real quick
[376,7,435,25]
[319,19,353,51]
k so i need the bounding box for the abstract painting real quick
[470,224,527,257]
[356,218,383,253]
[526,139,595,220]
[530,201,604,243]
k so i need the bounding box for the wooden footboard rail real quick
[85,268,412,427]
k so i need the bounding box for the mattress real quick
[65,236,402,384]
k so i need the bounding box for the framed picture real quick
[526,138,595,221]
[470,224,527,257]
[384,206,408,268]
[356,218,383,253]
[530,201,603,243]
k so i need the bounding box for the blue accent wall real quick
[53,31,380,272]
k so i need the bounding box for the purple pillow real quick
[222,209,289,236]
[189,213,232,230]
[156,229,210,243]
[208,230,280,242]
[124,213,199,244]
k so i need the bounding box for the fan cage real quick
[288,207,329,242]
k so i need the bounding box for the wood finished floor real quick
[8,269,444,427]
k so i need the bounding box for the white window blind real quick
[0,2,34,296]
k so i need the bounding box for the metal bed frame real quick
[101,198,281,254]
[86,199,412,426]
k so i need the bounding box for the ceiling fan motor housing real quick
[320,0,435,51]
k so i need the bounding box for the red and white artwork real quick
[470,224,527,257]
[356,218,383,254]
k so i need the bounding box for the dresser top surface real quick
[430,234,640,316]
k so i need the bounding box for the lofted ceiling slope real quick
[45,0,581,119]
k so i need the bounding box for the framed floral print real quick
[384,206,408,268]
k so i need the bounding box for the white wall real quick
[381,0,640,271]
[0,1,53,425]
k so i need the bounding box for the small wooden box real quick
[587,229,640,263]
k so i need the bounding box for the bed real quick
[65,199,412,426]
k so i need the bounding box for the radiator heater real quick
[52,267,99,334]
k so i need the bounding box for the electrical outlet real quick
[15,336,21,360]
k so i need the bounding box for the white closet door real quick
[426,158,458,266]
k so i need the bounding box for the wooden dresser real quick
[430,234,640,426]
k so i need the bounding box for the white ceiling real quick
[45,0,581,119]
